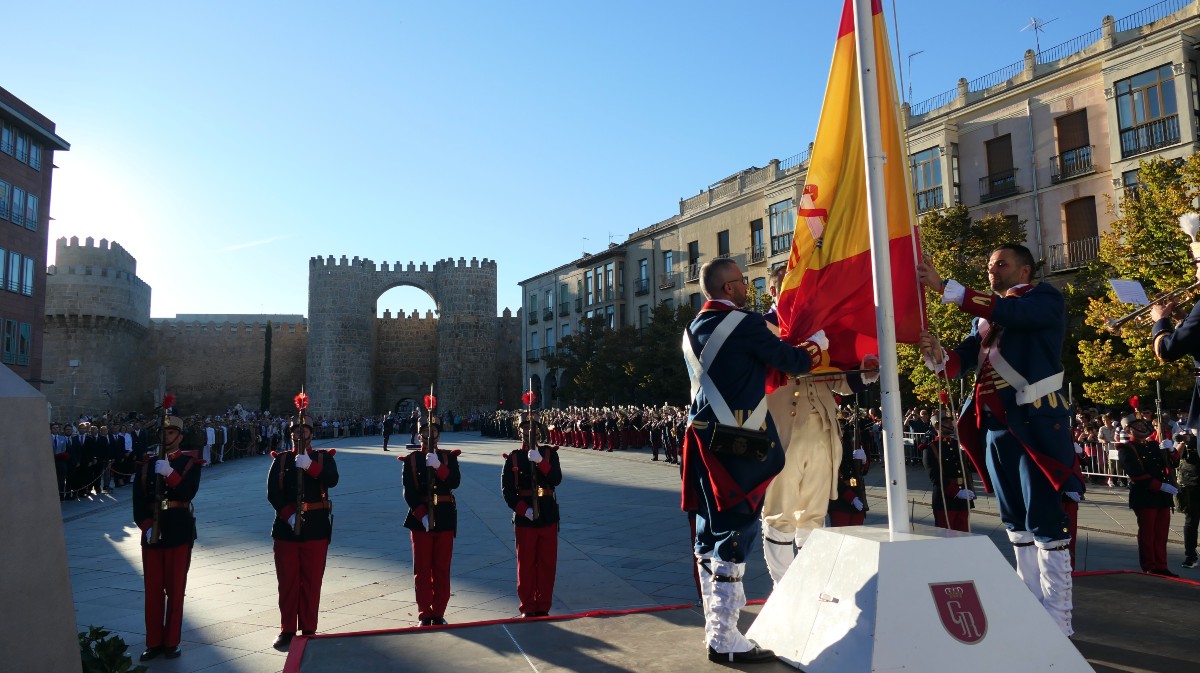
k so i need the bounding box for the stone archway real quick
[307,256,501,416]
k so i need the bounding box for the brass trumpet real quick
[1106,280,1200,333]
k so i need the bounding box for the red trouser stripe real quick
[1134,507,1171,572]
[411,530,454,619]
[274,538,330,633]
[142,544,192,648]
[515,524,558,614]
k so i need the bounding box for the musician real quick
[1150,229,1200,431]
[918,244,1081,638]
[133,414,201,661]
[503,416,563,617]
[681,258,824,664]
[401,418,461,626]
[267,417,340,651]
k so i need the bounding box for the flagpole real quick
[853,0,910,536]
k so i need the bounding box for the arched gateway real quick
[307,255,506,417]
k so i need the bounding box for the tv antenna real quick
[906,50,924,103]
[1021,16,1058,56]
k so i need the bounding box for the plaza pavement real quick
[60,432,1182,673]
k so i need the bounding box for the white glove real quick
[1161,439,1176,451]
[425,452,441,469]
[852,448,867,461]
[420,514,430,530]
[295,453,313,470]
[804,330,829,352]
[1161,483,1180,495]
[528,448,543,464]
[1064,491,1082,502]
[145,528,153,543]
[1074,442,1086,454]
[851,497,864,511]
[154,460,174,477]
[955,489,976,501]
[523,508,535,521]
[286,514,296,527]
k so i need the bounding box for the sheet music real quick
[1108,279,1150,306]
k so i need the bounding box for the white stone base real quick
[746,526,1093,673]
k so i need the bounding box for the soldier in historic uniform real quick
[681,258,824,664]
[920,413,975,532]
[1118,417,1180,576]
[267,417,340,651]
[918,244,1082,637]
[133,414,201,661]
[827,410,870,527]
[503,416,563,617]
[401,418,461,626]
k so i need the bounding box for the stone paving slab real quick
[60,432,1185,672]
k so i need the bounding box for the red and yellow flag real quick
[776,0,922,370]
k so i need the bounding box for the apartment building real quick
[0,86,69,387]
[519,0,1199,406]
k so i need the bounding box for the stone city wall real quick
[373,310,438,413]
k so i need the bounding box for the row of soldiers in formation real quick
[128,402,559,662]
[482,405,693,463]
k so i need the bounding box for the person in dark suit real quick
[918,243,1082,638]
[503,416,563,617]
[401,418,461,626]
[267,417,339,651]
[681,258,824,664]
[133,415,202,661]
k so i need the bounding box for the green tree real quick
[900,205,1026,402]
[1073,155,1199,405]
[546,314,612,404]
[631,301,695,406]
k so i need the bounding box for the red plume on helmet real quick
[162,393,176,410]
[424,394,437,410]
[294,391,309,411]
[938,390,949,405]
[522,391,537,407]
[1129,395,1139,410]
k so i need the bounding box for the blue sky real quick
[7,0,1155,318]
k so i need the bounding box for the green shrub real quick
[79,625,147,673]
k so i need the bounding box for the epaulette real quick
[449,449,462,456]
[321,448,337,456]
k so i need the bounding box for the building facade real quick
[0,86,69,387]
[519,0,1200,407]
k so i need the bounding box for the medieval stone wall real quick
[374,310,438,413]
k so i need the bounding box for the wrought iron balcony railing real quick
[1050,145,1095,184]
[979,168,1018,203]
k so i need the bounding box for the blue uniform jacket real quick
[1153,300,1200,430]
[681,301,818,514]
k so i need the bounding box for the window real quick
[24,193,37,231]
[605,305,615,328]
[22,256,34,296]
[0,180,9,220]
[561,323,570,339]
[687,240,700,266]
[750,219,765,262]
[1122,169,1141,199]
[638,304,649,329]
[545,328,553,353]
[753,277,767,296]
[980,135,1016,202]
[545,289,553,311]
[593,266,604,302]
[769,199,794,255]
[16,323,30,366]
[0,122,12,154]
[29,143,40,171]
[7,251,19,292]
[1052,110,1093,183]
[604,262,614,300]
[717,230,730,257]
[559,283,568,315]
[529,293,537,313]
[585,274,594,305]
[530,331,539,351]
[10,187,24,226]
[14,132,28,164]
[911,147,943,213]
[1116,64,1180,158]
[663,250,674,274]
[690,293,703,311]
[1063,197,1098,243]
[0,248,4,285]
[616,261,624,298]
[1,320,15,365]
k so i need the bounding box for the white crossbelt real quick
[682,312,769,431]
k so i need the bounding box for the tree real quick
[1073,155,1199,406]
[546,315,615,404]
[631,301,695,406]
[260,320,272,411]
[900,205,1026,402]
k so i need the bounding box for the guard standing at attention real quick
[402,407,462,626]
[503,412,563,617]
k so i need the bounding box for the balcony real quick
[574,298,583,313]
[770,233,793,256]
[686,263,701,283]
[1046,236,1100,273]
[978,168,1018,203]
[527,312,538,325]
[1120,114,1180,159]
[1050,146,1095,184]
[558,302,569,317]
[542,307,554,322]
[526,349,540,363]
[540,346,555,359]
[659,272,678,290]
[748,244,766,265]
[634,278,650,295]
[914,186,944,214]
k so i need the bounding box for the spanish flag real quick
[775,0,922,369]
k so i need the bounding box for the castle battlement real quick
[55,236,138,275]
[149,319,308,334]
[308,255,495,273]
[47,264,150,289]
[432,257,494,271]
[379,309,437,321]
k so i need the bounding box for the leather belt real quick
[161,500,191,510]
[427,494,455,505]
[518,487,554,497]
[300,500,331,512]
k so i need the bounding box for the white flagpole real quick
[853,0,910,536]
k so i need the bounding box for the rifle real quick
[148,393,175,545]
[522,386,539,520]
[424,388,437,530]
[293,389,309,536]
